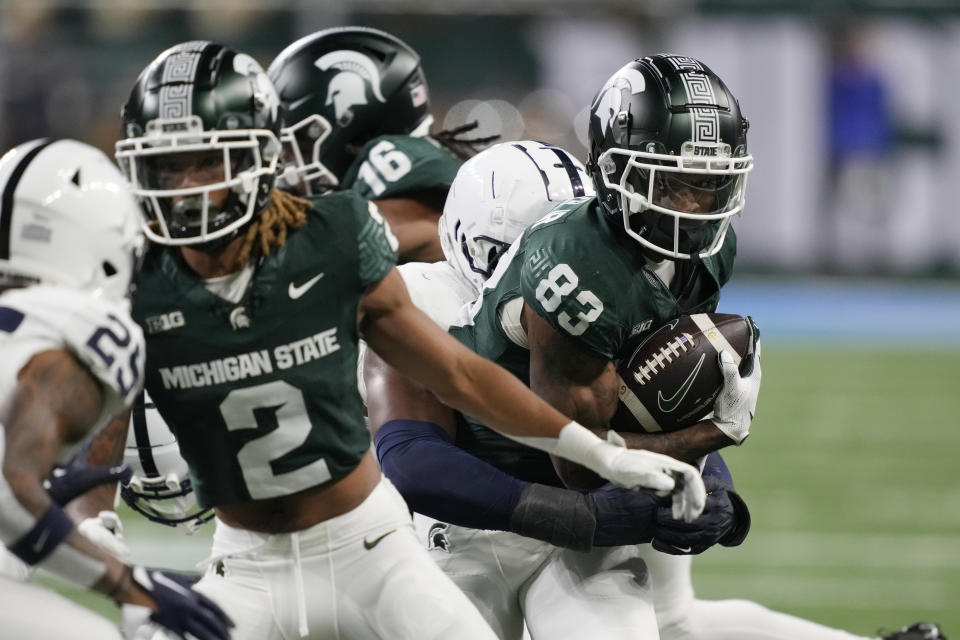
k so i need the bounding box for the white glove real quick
[711,342,762,445]
[78,510,131,560]
[603,430,706,522]
[552,423,706,522]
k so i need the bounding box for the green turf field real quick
[35,343,960,635]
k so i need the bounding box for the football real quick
[611,313,755,434]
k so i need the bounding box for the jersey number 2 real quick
[219,381,332,500]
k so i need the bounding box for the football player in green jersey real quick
[367,56,943,640]
[111,42,705,640]
[365,139,752,640]
[268,26,495,263]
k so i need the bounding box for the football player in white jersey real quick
[0,139,232,640]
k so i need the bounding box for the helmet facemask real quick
[598,141,752,260]
[115,115,280,246]
[278,114,340,196]
[120,472,213,534]
[439,214,511,290]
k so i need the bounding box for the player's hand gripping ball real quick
[612,313,756,434]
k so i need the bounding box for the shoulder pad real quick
[0,286,144,420]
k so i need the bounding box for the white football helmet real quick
[120,391,212,534]
[439,140,595,290]
[0,138,144,300]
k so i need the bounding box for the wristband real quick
[5,502,109,588]
[509,483,596,551]
[7,503,74,565]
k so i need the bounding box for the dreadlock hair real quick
[432,121,500,161]
[234,189,311,269]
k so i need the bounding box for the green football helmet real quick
[115,41,282,246]
[587,54,753,261]
[267,27,433,195]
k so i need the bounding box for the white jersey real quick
[358,261,477,404]
[397,260,478,330]
[0,286,144,583]
[0,285,145,438]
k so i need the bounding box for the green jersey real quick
[341,134,461,200]
[450,197,736,485]
[132,191,398,507]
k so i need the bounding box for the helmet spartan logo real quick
[591,68,647,137]
[315,51,387,126]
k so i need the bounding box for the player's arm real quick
[53,410,133,561]
[1,350,233,640]
[0,350,149,604]
[359,268,704,515]
[364,341,741,551]
[615,421,733,463]
[60,411,130,518]
[374,196,445,263]
[524,302,619,427]
[525,306,752,466]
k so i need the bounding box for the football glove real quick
[78,511,130,560]
[711,341,762,445]
[651,475,751,555]
[122,566,233,640]
[596,429,706,523]
[44,448,132,507]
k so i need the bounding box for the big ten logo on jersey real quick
[357,141,412,196]
[144,310,185,335]
[86,313,143,400]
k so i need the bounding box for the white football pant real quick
[415,516,659,640]
[187,478,497,640]
[0,576,122,639]
[643,550,868,640]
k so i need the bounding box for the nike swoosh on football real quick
[363,529,397,550]
[288,273,325,299]
[657,353,706,413]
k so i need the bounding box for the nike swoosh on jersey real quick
[288,273,325,300]
[363,529,397,550]
[657,353,706,413]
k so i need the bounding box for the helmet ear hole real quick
[102,261,117,277]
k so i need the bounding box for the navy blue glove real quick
[587,482,662,547]
[44,441,132,506]
[125,566,233,640]
[651,474,750,555]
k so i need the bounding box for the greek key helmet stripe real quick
[158,43,206,119]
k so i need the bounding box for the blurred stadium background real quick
[7,0,958,635]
